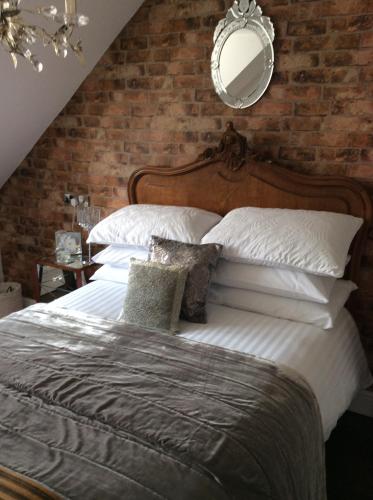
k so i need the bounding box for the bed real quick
[0,123,372,500]
[51,279,372,441]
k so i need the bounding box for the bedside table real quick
[32,257,97,302]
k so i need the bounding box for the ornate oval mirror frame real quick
[211,0,275,109]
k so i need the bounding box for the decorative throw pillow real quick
[149,236,223,324]
[121,259,187,333]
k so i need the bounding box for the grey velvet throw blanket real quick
[0,305,326,500]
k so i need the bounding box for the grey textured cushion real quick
[149,236,223,324]
[122,259,187,333]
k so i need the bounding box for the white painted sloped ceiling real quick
[0,0,145,188]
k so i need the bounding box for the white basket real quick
[0,282,23,318]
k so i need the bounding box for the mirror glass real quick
[211,1,275,109]
[220,29,266,99]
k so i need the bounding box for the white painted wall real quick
[0,0,144,189]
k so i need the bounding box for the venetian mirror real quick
[211,0,275,109]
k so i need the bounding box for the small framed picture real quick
[55,231,82,263]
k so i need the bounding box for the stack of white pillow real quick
[89,203,222,294]
[88,204,363,330]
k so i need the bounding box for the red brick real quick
[149,33,180,48]
[347,164,373,179]
[126,50,152,63]
[167,61,195,75]
[251,101,293,116]
[170,47,206,61]
[299,132,352,147]
[355,49,373,66]
[283,117,323,131]
[271,85,322,101]
[323,51,354,66]
[295,102,330,116]
[155,89,195,103]
[180,31,212,47]
[322,116,372,132]
[360,67,373,81]
[323,85,367,100]
[361,32,373,47]
[319,148,361,162]
[173,75,202,89]
[316,0,373,17]
[277,53,319,70]
[331,100,373,116]
[120,37,148,51]
[349,133,373,148]
[330,68,360,84]
[279,147,316,161]
[294,36,331,52]
[288,20,327,36]
[329,15,373,33]
[362,150,373,162]
[292,69,329,83]
[334,33,361,50]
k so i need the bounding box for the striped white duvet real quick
[50,280,372,439]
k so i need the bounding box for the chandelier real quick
[0,0,89,72]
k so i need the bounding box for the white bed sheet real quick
[49,280,372,440]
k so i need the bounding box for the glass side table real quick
[32,256,97,302]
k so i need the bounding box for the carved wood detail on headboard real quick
[197,121,249,172]
[128,123,372,284]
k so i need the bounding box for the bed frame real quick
[128,122,372,284]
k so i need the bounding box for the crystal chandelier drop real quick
[0,0,89,72]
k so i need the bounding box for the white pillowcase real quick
[93,248,337,306]
[93,245,149,266]
[212,260,336,304]
[202,207,362,278]
[91,264,131,284]
[208,280,357,329]
[91,264,355,329]
[88,204,222,247]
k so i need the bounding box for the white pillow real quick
[91,264,131,284]
[88,204,222,247]
[93,245,149,266]
[202,207,362,278]
[208,280,357,329]
[212,260,336,304]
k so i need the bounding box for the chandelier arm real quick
[0,1,88,71]
[17,8,44,16]
[32,25,56,45]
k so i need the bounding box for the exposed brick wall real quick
[0,0,372,362]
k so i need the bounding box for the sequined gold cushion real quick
[121,259,188,333]
[149,236,223,324]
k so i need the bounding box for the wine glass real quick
[77,206,101,263]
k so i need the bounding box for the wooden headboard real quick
[128,122,372,283]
